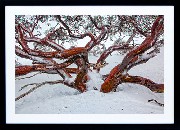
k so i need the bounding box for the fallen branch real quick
[15,80,74,101]
[148,99,164,107]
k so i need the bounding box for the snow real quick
[64,77,74,85]
[138,50,157,61]
[86,70,104,91]
[122,69,127,76]
[16,89,163,114]
[33,57,52,64]
[46,65,54,69]
[129,47,164,84]
[15,47,164,114]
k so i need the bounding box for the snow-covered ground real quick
[15,47,164,114]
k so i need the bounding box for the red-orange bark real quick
[74,69,87,92]
[95,31,136,72]
[16,66,34,76]
[65,68,79,74]
[100,64,121,93]
[16,25,62,58]
[15,56,80,76]
[15,15,164,95]
[60,47,87,58]
[122,75,164,93]
[100,16,164,93]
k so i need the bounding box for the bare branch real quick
[88,15,106,30]
[15,72,42,80]
[15,54,81,76]
[95,31,136,71]
[15,80,74,101]
[148,99,164,107]
[56,15,95,40]
[121,75,164,93]
[15,15,164,99]
[100,16,164,93]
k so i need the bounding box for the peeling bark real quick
[95,31,136,71]
[100,64,121,93]
[74,57,88,92]
[122,75,164,93]
[15,15,164,101]
[100,16,164,93]
[15,55,81,76]
[16,65,34,76]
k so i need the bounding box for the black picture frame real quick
[1,0,177,129]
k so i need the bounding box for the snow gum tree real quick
[15,15,164,101]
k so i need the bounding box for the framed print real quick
[5,6,174,124]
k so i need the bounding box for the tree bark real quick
[100,16,164,93]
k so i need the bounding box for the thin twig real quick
[148,99,164,107]
[19,83,38,91]
[15,80,74,101]
[15,72,42,80]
